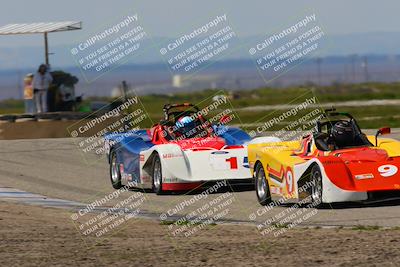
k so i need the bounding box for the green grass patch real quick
[3,82,400,129]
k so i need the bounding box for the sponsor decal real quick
[164,177,182,183]
[162,153,182,159]
[323,160,342,165]
[354,173,374,180]
[211,151,229,154]
[270,187,283,195]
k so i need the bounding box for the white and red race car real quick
[105,103,254,194]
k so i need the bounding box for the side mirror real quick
[378,127,391,135]
[375,127,391,146]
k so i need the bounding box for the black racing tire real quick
[255,163,272,206]
[109,150,122,189]
[152,154,164,195]
[310,165,323,207]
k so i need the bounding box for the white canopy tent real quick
[0,21,82,65]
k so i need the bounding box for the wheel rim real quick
[111,155,119,183]
[256,167,267,200]
[153,158,161,190]
[311,171,322,203]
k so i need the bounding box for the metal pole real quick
[44,32,49,65]
[351,54,357,83]
[363,56,369,82]
[316,57,322,86]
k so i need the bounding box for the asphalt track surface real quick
[0,134,400,228]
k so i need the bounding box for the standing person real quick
[23,73,35,113]
[32,64,53,113]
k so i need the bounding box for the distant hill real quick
[1,32,400,100]
[1,32,400,70]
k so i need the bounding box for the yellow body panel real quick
[249,135,400,199]
[367,136,400,157]
[248,140,306,199]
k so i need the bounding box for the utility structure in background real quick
[0,21,82,65]
[350,54,358,82]
[362,56,369,82]
[316,57,322,86]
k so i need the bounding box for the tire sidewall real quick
[152,154,163,194]
[310,165,323,207]
[110,150,122,189]
[255,164,271,206]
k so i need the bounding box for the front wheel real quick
[255,164,272,206]
[109,150,122,189]
[310,165,323,207]
[152,154,163,195]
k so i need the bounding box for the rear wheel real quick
[310,165,323,207]
[255,164,272,206]
[110,150,122,189]
[152,154,163,195]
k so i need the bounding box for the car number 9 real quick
[378,164,398,177]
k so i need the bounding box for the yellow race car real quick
[248,110,400,207]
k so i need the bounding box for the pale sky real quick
[0,0,399,47]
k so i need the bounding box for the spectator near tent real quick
[32,64,53,113]
[0,21,82,113]
[23,73,35,113]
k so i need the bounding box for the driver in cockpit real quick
[328,120,356,150]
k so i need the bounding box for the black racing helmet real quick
[331,120,356,147]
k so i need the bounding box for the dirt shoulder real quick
[1,201,399,267]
